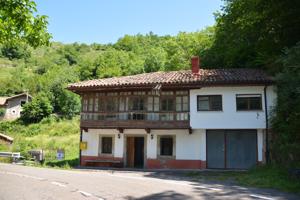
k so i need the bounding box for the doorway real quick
[126,136,144,168]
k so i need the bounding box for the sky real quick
[36,0,223,44]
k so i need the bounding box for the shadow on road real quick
[124,190,193,200]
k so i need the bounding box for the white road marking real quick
[0,171,45,181]
[78,190,92,197]
[51,181,67,188]
[250,194,274,200]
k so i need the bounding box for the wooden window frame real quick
[197,95,223,111]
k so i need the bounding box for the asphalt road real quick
[0,163,299,200]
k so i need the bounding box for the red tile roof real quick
[67,69,273,91]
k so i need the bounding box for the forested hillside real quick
[0,0,299,167]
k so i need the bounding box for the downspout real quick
[79,129,83,166]
[264,86,269,164]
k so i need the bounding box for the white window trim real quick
[157,135,176,159]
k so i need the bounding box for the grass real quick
[0,116,80,168]
[185,165,300,193]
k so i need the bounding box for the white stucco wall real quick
[82,129,206,161]
[257,129,264,162]
[3,96,29,120]
[81,129,123,157]
[190,86,277,129]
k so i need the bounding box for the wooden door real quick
[126,137,134,167]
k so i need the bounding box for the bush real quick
[0,108,5,117]
[21,93,53,124]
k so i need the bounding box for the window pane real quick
[88,97,93,111]
[160,137,173,156]
[147,97,153,111]
[154,97,159,111]
[176,97,182,111]
[198,99,209,110]
[210,96,222,110]
[119,97,125,111]
[236,97,248,110]
[249,97,262,110]
[161,98,174,111]
[83,99,88,111]
[102,137,112,154]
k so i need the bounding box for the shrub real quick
[0,108,5,117]
[21,92,53,124]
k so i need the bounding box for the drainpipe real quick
[79,129,83,166]
[264,86,269,164]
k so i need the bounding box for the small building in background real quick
[0,133,13,145]
[0,93,32,121]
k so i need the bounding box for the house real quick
[67,57,276,169]
[0,93,32,121]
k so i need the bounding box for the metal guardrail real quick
[0,152,21,159]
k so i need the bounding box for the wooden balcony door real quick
[126,137,144,168]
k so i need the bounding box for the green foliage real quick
[0,108,5,117]
[0,117,79,165]
[185,165,300,193]
[1,44,31,60]
[0,0,51,47]
[206,0,300,70]
[271,43,300,166]
[21,92,53,123]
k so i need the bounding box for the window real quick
[176,96,189,111]
[101,137,113,154]
[106,97,118,111]
[88,96,94,111]
[129,97,145,111]
[161,98,174,111]
[82,96,88,111]
[236,94,262,110]
[160,137,174,156]
[197,95,222,111]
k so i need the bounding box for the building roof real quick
[67,68,274,91]
[0,133,13,144]
[0,93,32,106]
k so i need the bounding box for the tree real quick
[1,44,31,60]
[206,0,300,70]
[271,43,300,165]
[0,0,51,47]
[21,92,53,123]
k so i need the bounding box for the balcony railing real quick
[81,111,189,121]
[80,111,190,129]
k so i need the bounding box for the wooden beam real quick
[117,128,124,134]
[145,128,151,134]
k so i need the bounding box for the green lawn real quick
[185,165,300,193]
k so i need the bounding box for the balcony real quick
[80,90,190,129]
[80,111,190,129]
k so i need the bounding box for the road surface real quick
[0,163,298,200]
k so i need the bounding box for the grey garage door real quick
[207,130,257,169]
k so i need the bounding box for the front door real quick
[134,137,144,168]
[126,137,144,168]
